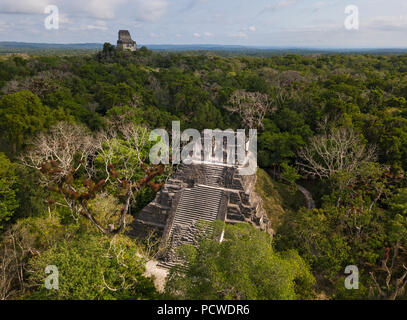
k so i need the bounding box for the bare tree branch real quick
[226,90,275,129]
[297,127,376,183]
[21,121,167,235]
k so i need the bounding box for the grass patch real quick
[256,168,306,228]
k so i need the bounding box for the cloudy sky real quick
[0,0,406,48]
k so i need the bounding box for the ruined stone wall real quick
[131,163,272,267]
[117,30,137,51]
[132,164,272,236]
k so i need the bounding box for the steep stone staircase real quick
[151,163,271,268]
[171,185,223,228]
[202,165,225,187]
[160,184,224,267]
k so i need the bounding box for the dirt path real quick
[296,184,316,209]
[144,260,168,293]
[267,169,316,210]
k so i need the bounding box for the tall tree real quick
[0,90,51,154]
[226,90,275,129]
[165,222,315,300]
[0,153,19,230]
[298,127,376,186]
[21,122,169,234]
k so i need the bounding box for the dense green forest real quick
[1,44,407,300]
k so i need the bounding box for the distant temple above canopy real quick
[117,30,137,51]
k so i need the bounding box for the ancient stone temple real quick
[132,161,272,267]
[117,30,137,51]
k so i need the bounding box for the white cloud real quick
[81,24,108,31]
[240,25,256,32]
[0,0,169,21]
[0,0,50,14]
[133,0,169,22]
[59,14,73,25]
[365,15,407,32]
[81,0,127,20]
[262,0,297,13]
[1,0,406,48]
[230,31,248,39]
[0,0,126,19]
[68,20,108,31]
[0,20,10,32]
[313,1,327,9]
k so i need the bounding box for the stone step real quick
[202,165,225,187]
[174,213,217,221]
[171,190,221,224]
[173,211,219,223]
[227,213,245,221]
[176,205,220,212]
[176,199,221,208]
[177,202,221,209]
[179,194,222,201]
[165,185,224,264]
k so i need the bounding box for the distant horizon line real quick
[1,41,407,51]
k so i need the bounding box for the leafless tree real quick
[275,70,307,87]
[21,121,168,235]
[100,236,137,293]
[226,90,275,129]
[2,70,71,98]
[297,127,376,183]
[0,222,41,300]
[369,242,407,300]
[22,122,95,182]
[0,231,24,300]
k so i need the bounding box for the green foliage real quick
[1,51,407,171]
[1,50,407,299]
[275,163,407,297]
[165,222,315,300]
[0,153,18,230]
[259,114,310,167]
[276,207,353,279]
[0,90,50,153]
[27,233,157,300]
[255,168,285,226]
[281,162,300,189]
[98,42,116,62]
[388,188,407,245]
[13,165,48,221]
